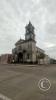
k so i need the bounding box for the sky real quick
[0,0,56,59]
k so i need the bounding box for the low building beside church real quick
[0,54,12,64]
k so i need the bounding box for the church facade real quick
[12,22,46,64]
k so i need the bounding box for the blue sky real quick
[0,0,56,59]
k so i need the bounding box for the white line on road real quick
[0,93,12,100]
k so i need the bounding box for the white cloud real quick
[44,42,55,48]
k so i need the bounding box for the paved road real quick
[0,64,56,100]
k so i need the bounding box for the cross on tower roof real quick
[25,21,35,34]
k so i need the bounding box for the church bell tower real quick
[25,21,35,41]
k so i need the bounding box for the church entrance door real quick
[18,52,23,63]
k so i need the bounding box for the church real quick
[12,22,49,64]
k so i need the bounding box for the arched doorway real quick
[18,52,23,63]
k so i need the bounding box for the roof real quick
[15,39,25,46]
[36,47,45,53]
[15,39,36,46]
